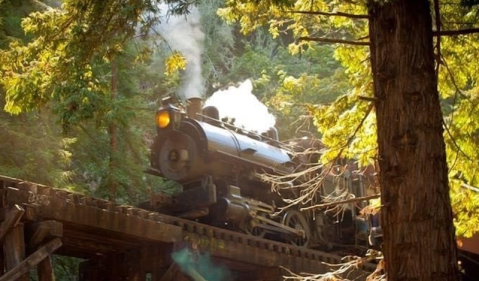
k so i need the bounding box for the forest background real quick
[1,0,479,278]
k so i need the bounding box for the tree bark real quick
[367,0,459,280]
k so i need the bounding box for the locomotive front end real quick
[150,102,209,183]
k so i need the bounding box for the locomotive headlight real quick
[156,111,171,128]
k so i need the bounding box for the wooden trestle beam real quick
[0,238,62,281]
[0,202,63,281]
[0,175,374,281]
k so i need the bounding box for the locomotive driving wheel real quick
[241,218,266,238]
[282,210,311,247]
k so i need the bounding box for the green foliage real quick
[221,0,479,237]
[164,51,186,75]
[0,0,188,124]
[1,0,476,240]
[218,0,373,145]
[0,109,72,186]
[445,89,479,237]
[0,0,180,203]
[29,256,83,281]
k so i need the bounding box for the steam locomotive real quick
[148,97,378,250]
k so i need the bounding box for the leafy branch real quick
[288,10,368,19]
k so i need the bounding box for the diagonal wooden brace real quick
[0,238,62,281]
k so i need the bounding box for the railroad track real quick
[0,175,375,279]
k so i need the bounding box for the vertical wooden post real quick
[38,255,55,281]
[0,248,4,277]
[0,204,3,278]
[106,254,126,281]
[128,263,145,281]
[79,258,107,281]
[3,222,28,281]
[151,266,163,281]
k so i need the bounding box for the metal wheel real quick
[282,210,311,247]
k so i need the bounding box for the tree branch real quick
[301,194,381,211]
[434,28,479,36]
[298,36,370,46]
[442,119,472,161]
[299,27,479,48]
[433,0,441,76]
[461,183,479,193]
[289,10,368,19]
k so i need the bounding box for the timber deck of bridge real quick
[0,175,373,281]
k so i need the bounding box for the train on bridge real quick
[147,97,380,252]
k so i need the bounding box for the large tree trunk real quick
[367,0,459,280]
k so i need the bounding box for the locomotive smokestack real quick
[154,4,205,117]
[186,98,203,120]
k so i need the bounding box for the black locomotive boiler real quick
[148,98,375,249]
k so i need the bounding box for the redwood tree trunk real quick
[367,1,459,280]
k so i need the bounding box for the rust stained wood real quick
[5,187,181,243]
[0,238,62,281]
[3,223,28,281]
[0,204,24,243]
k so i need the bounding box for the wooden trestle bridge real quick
[0,175,373,280]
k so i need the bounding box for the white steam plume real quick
[156,4,205,99]
[204,80,276,133]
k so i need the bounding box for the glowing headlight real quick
[156,111,171,128]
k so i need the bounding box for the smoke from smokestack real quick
[204,80,276,133]
[156,4,205,100]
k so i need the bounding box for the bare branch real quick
[442,119,471,160]
[461,183,479,193]
[281,250,384,281]
[289,10,368,19]
[434,28,479,36]
[433,0,441,76]
[299,37,370,46]
[300,194,380,211]
[359,96,379,102]
[263,104,375,214]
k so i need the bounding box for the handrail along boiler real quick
[148,97,377,249]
